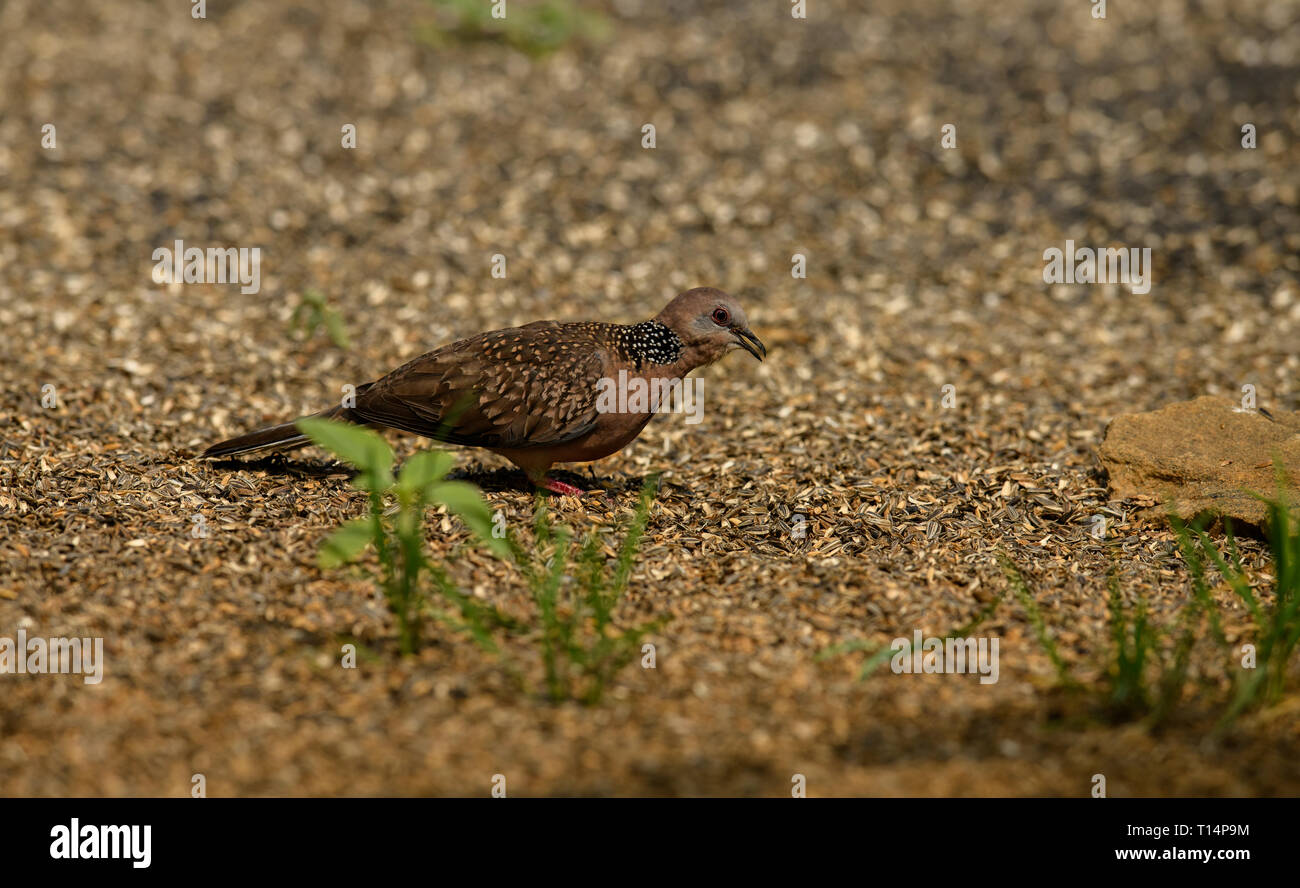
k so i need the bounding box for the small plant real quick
[1173,486,1300,725]
[291,288,350,349]
[1001,559,1075,688]
[999,486,1300,728]
[421,0,609,57]
[818,589,1004,681]
[1104,573,1154,717]
[300,417,662,702]
[298,417,508,655]
[1002,557,1221,726]
[512,478,662,704]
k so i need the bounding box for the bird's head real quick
[655,287,766,369]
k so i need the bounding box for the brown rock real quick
[1099,396,1300,530]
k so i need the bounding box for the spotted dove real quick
[201,287,765,495]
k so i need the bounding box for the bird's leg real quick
[519,463,586,497]
[540,477,586,497]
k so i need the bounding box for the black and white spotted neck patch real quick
[614,321,684,366]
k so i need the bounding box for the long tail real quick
[201,406,348,458]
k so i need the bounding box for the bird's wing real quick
[351,321,608,449]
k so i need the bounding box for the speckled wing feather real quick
[349,321,609,449]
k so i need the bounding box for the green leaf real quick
[296,417,393,490]
[319,517,376,568]
[397,450,456,495]
[430,480,510,557]
[322,310,351,349]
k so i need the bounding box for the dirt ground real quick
[3,0,1300,796]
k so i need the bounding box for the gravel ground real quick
[3,0,1300,796]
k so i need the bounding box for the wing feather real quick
[350,321,606,449]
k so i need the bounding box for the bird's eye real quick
[711,307,730,325]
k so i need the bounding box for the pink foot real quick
[540,478,586,497]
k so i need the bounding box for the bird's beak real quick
[732,327,766,361]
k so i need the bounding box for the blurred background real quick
[2,0,1300,795]
[3,0,1299,410]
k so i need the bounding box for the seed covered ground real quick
[2,0,1299,795]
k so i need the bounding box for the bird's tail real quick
[201,406,348,459]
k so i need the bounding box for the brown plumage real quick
[201,287,765,495]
